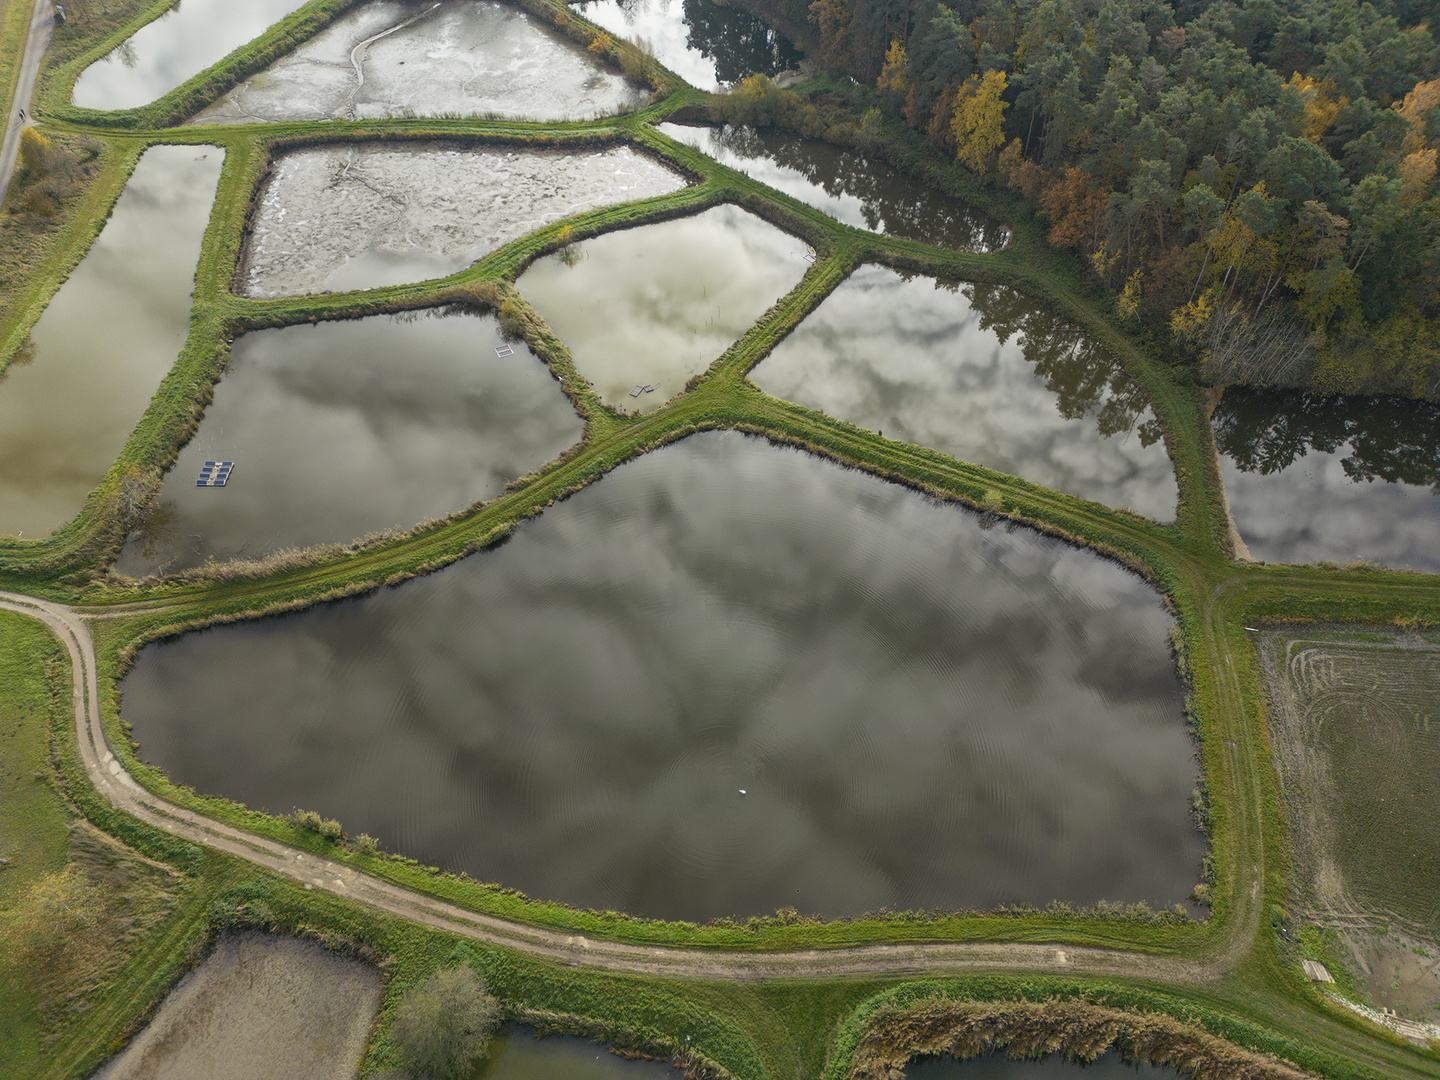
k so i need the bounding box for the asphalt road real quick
[0,0,54,207]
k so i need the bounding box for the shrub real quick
[318,818,344,842]
[391,965,500,1080]
[18,127,54,176]
[353,833,381,856]
[288,809,323,832]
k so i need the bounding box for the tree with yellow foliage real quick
[876,40,907,94]
[950,70,1008,173]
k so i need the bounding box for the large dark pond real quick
[754,266,1177,519]
[905,1053,1182,1079]
[477,1027,682,1080]
[115,311,582,577]
[1214,388,1440,572]
[657,123,1010,252]
[122,433,1201,922]
[573,0,803,91]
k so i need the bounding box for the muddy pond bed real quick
[658,123,1009,252]
[94,932,382,1080]
[0,146,222,539]
[116,311,582,577]
[190,0,645,126]
[754,265,1177,519]
[123,432,1202,922]
[1214,388,1440,572]
[518,204,809,412]
[241,143,685,297]
[572,0,803,91]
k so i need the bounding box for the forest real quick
[736,0,1440,396]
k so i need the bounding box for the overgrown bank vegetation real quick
[0,0,1438,1078]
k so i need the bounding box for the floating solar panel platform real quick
[196,461,234,487]
[494,344,515,358]
[629,385,645,398]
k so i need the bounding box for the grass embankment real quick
[0,1,36,127]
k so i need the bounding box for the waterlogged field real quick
[115,311,582,577]
[122,433,1202,922]
[519,205,809,411]
[0,146,222,538]
[241,143,685,297]
[754,265,1177,519]
[657,122,1010,251]
[190,0,645,125]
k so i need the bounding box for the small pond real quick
[1214,387,1440,572]
[658,123,1010,252]
[115,311,582,577]
[122,432,1203,922]
[95,932,382,1080]
[477,1026,682,1080]
[241,143,685,297]
[571,0,803,92]
[73,0,309,111]
[753,265,1177,519]
[190,0,645,125]
[905,1052,1182,1079]
[518,204,809,412]
[0,146,222,539]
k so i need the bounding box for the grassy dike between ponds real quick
[1,0,1439,1076]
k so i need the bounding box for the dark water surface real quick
[476,1027,682,1080]
[123,433,1202,921]
[905,1053,1182,1079]
[115,312,582,577]
[573,0,802,91]
[658,123,1010,252]
[0,146,222,538]
[1214,388,1440,572]
[754,266,1177,519]
[73,0,309,110]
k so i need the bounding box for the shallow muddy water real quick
[241,143,684,297]
[478,1026,682,1080]
[115,311,581,577]
[753,266,1177,519]
[95,932,382,1080]
[123,432,1202,921]
[73,0,309,111]
[190,0,645,125]
[905,1052,1181,1079]
[658,123,1010,252]
[1214,388,1440,572]
[572,0,802,91]
[0,146,222,539]
[519,204,809,412]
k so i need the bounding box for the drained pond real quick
[754,266,1177,519]
[657,123,1009,252]
[1214,388,1440,572]
[0,146,222,539]
[518,204,810,412]
[189,0,645,125]
[116,311,582,577]
[123,432,1203,922]
[241,143,685,297]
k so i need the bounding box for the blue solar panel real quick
[196,460,234,487]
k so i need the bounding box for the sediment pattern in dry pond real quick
[240,144,685,297]
[122,433,1203,923]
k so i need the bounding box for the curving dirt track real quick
[0,586,1244,984]
[0,1,53,206]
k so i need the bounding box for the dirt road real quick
[0,587,1227,983]
[0,1,53,206]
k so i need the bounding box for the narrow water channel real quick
[115,311,582,577]
[0,146,222,539]
[73,0,311,111]
[122,432,1203,922]
[754,265,1177,519]
[657,123,1010,252]
[905,1053,1182,1079]
[189,0,646,125]
[1214,388,1440,572]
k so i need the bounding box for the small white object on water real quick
[739,789,746,795]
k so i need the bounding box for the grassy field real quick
[0,0,1439,1076]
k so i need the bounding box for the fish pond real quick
[241,143,685,297]
[189,0,645,125]
[123,432,1203,923]
[518,204,809,412]
[572,0,803,91]
[0,146,222,539]
[94,932,382,1080]
[116,311,582,577]
[657,122,1010,252]
[478,1026,683,1080]
[1214,388,1440,572]
[754,265,1177,519]
[905,1053,1182,1079]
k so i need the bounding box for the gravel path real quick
[0,1,53,207]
